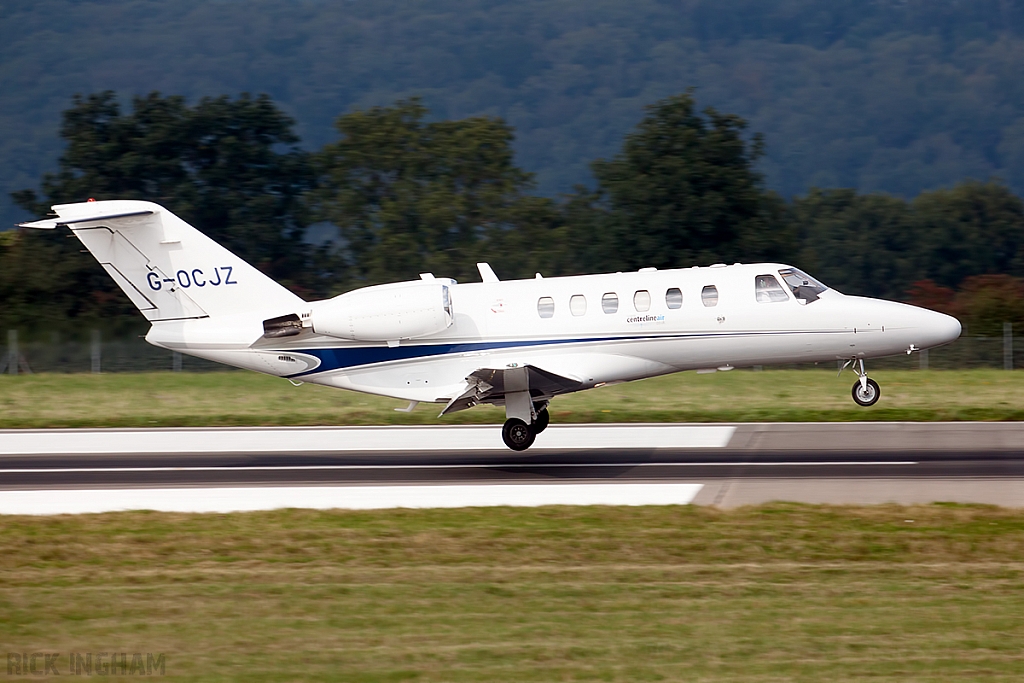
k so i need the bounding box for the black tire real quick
[502,418,536,451]
[851,378,880,407]
[533,407,550,434]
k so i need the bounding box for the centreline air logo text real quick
[626,314,664,324]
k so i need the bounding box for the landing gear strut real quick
[846,359,880,407]
[533,405,550,433]
[499,367,555,450]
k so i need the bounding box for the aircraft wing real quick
[440,364,583,416]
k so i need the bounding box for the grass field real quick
[2,504,1023,681]
[0,368,1022,428]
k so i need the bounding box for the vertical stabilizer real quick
[20,200,304,322]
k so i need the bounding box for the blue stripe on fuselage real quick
[283,329,844,379]
[287,336,602,378]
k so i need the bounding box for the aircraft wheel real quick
[502,418,536,451]
[533,407,550,434]
[851,378,880,407]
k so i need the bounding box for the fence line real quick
[0,332,225,373]
[6,330,16,375]
[0,329,1019,373]
[90,330,101,374]
[1006,322,1014,371]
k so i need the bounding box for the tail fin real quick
[19,200,303,321]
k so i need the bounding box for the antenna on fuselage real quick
[477,263,499,283]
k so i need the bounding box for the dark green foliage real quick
[313,99,565,286]
[912,182,1024,289]
[0,228,134,337]
[791,181,1024,299]
[8,87,1024,336]
[10,0,1024,231]
[483,194,576,280]
[791,189,918,299]
[580,93,789,271]
[15,91,321,289]
[3,92,338,335]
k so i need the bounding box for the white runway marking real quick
[0,483,706,515]
[0,461,917,473]
[0,425,736,455]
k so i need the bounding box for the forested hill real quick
[6,0,1024,228]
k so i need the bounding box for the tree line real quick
[3,91,1023,337]
[10,0,1024,230]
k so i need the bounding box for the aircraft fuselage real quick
[150,262,961,406]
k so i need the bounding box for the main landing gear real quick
[500,366,552,451]
[501,405,549,451]
[842,358,881,407]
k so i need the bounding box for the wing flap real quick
[439,364,582,416]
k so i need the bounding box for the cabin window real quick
[701,285,719,307]
[633,290,651,312]
[778,268,827,303]
[570,294,587,316]
[602,292,618,314]
[755,274,789,303]
[665,288,683,309]
[537,296,555,318]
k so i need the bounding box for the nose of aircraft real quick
[912,307,962,349]
[865,299,962,352]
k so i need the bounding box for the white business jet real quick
[20,200,962,450]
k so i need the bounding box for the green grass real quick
[0,368,1022,428]
[2,504,1024,681]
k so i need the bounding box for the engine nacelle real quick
[311,280,453,341]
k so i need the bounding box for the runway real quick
[1,423,1022,512]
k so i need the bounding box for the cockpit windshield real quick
[778,268,828,303]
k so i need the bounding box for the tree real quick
[953,275,1024,337]
[906,279,957,316]
[911,181,1024,289]
[789,181,1024,300]
[580,92,788,271]
[909,275,1024,337]
[6,91,329,334]
[14,91,322,285]
[313,98,563,286]
[789,188,917,299]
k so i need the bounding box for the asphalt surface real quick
[0,449,1021,489]
[1,423,1022,507]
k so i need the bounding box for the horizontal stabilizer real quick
[18,210,154,230]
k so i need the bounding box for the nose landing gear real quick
[852,377,880,406]
[843,358,881,407]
